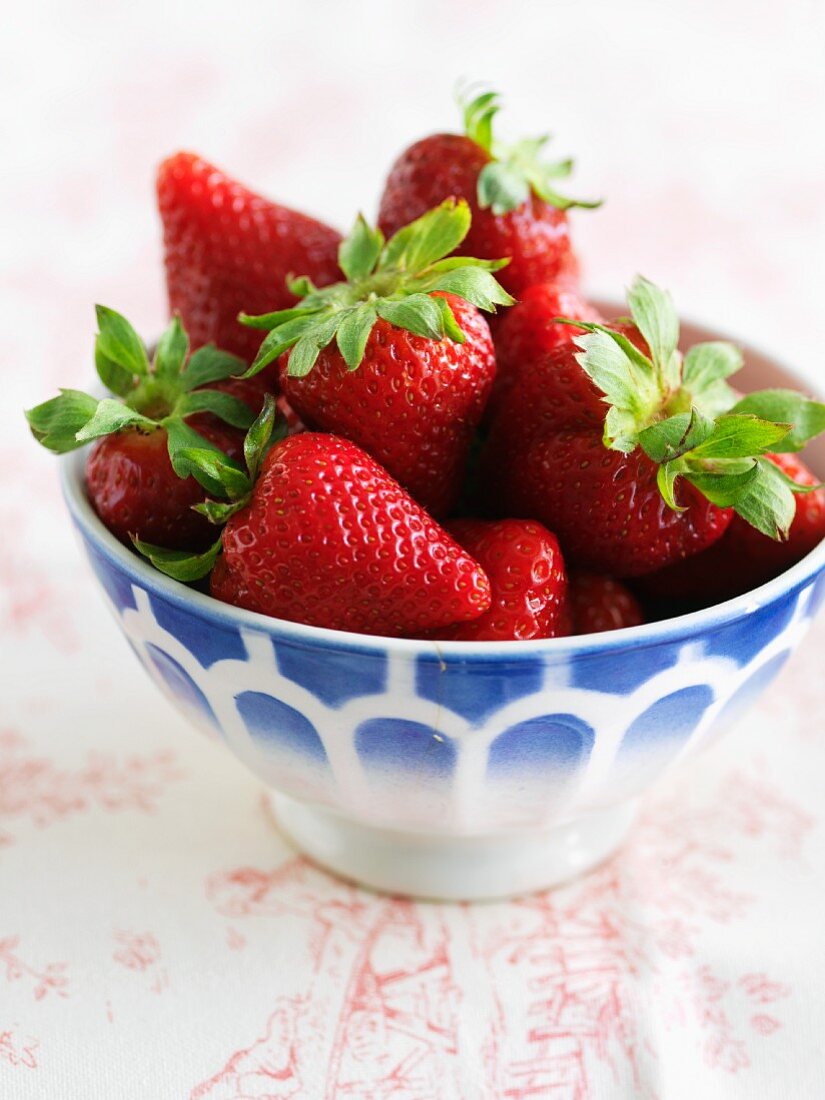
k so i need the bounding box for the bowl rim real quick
[59,310,825,659]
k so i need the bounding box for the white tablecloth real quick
[4,2,825,1095]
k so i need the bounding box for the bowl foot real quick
[269,793,638,901]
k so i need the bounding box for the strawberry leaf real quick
[338,214,383,281]
[132,534,223,582]
[381,200,471,273]
[458,85,601,214]
[163,419,240,496]
[95,305,149,378]
[477,161,531,216]
[376,295,444,341]
[154,316,189,381]
[433,295,466,343]
[684,461,760,506]
[180,346,247,391]
[727,457,796,539]
[336,303,378,370]
[95,345,135,397]
[427,266,515,311]
[174,389,257,429]
[730,389,825,452]
[681,414,790,461]
[75,399,157,443]
[171,446,250,499]
[244,394,280,483]
[638,409,715,464]
[572,328,661,450]
[25,390,102,453]
[627,277,681,391]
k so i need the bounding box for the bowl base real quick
[269,793,638,901]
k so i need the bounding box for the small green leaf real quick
[95,305,150,377]
[683,414,789,461]
[727,456,796,539]
[381,199,471,273]
[244,393,279,483]
[173,446,250,499]
[164,419,238,496]
[459,85,500,152]
[428,266,515,311]
[95,345,135,397]
[287,274,317,297]
[657,461,686,512]
[638,409,715,464]
[572,328,660,448]
[284,315,342,379]
[239,306,318,331]
[682,341,743,394]
[174,389,256,429]
[246,314,325,376]
[75,399,157,442]
[180,346,247,391]
[731,389,825,453]
[433,295,466,343]
[25,390,102,453]
[154,316,189,381]
[132,534,223,582]
[191,498,249,524]
[376,295,444,341]
[685,461,759,506]
[338,214,384,282]
[477,161,530,215]
[627,276,680,390]
[336,303,378,370]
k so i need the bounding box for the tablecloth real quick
[4,2,825,1096]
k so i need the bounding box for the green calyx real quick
[132,394,284,581]
[239,199,514,379]
[458,85,602,216]
[559,275,825,540]
[26,307,254,496]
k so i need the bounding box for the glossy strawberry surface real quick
[432,518,569,641]
[377,135,578,298]
[490,283,604,415]
[157,152,342,363]
[278,294,495,518]
[85,420,239,550]
[638,453,825,604]
[211,433,492,637]
[569,573,644,634]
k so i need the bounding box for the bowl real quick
[59,313,825,900]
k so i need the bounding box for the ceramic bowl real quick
[60,315,825,900]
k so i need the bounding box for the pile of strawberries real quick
[27,89,825,640]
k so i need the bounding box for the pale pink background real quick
[2,2,825,1097]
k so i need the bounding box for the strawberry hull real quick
[60,316,825,899]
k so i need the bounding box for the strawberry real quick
[481,277,825,576]
[136,409,492,637]
[26,308,258,549]
[377,88,600,298]
[569,573,644,634]
[157,152,342,364]
[638,452,825,604]
[431,519,570,641]
[489,282,604,417]
[239,201,511,518]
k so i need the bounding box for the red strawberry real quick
[27,308,258,549]
[279,293,494,517]
[481,277,824,576]
[638,452,825,604]
[569,573,644,634]
[209,433,492,637]
[241,201,511,518]
[157,152,342,364]
[431,519,570,641]
[85,421,237,549]
[377,89,599,298]
[489,282,604,416]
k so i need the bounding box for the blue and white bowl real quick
[60,316,825,899]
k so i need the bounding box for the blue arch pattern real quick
[235,691,328,764]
